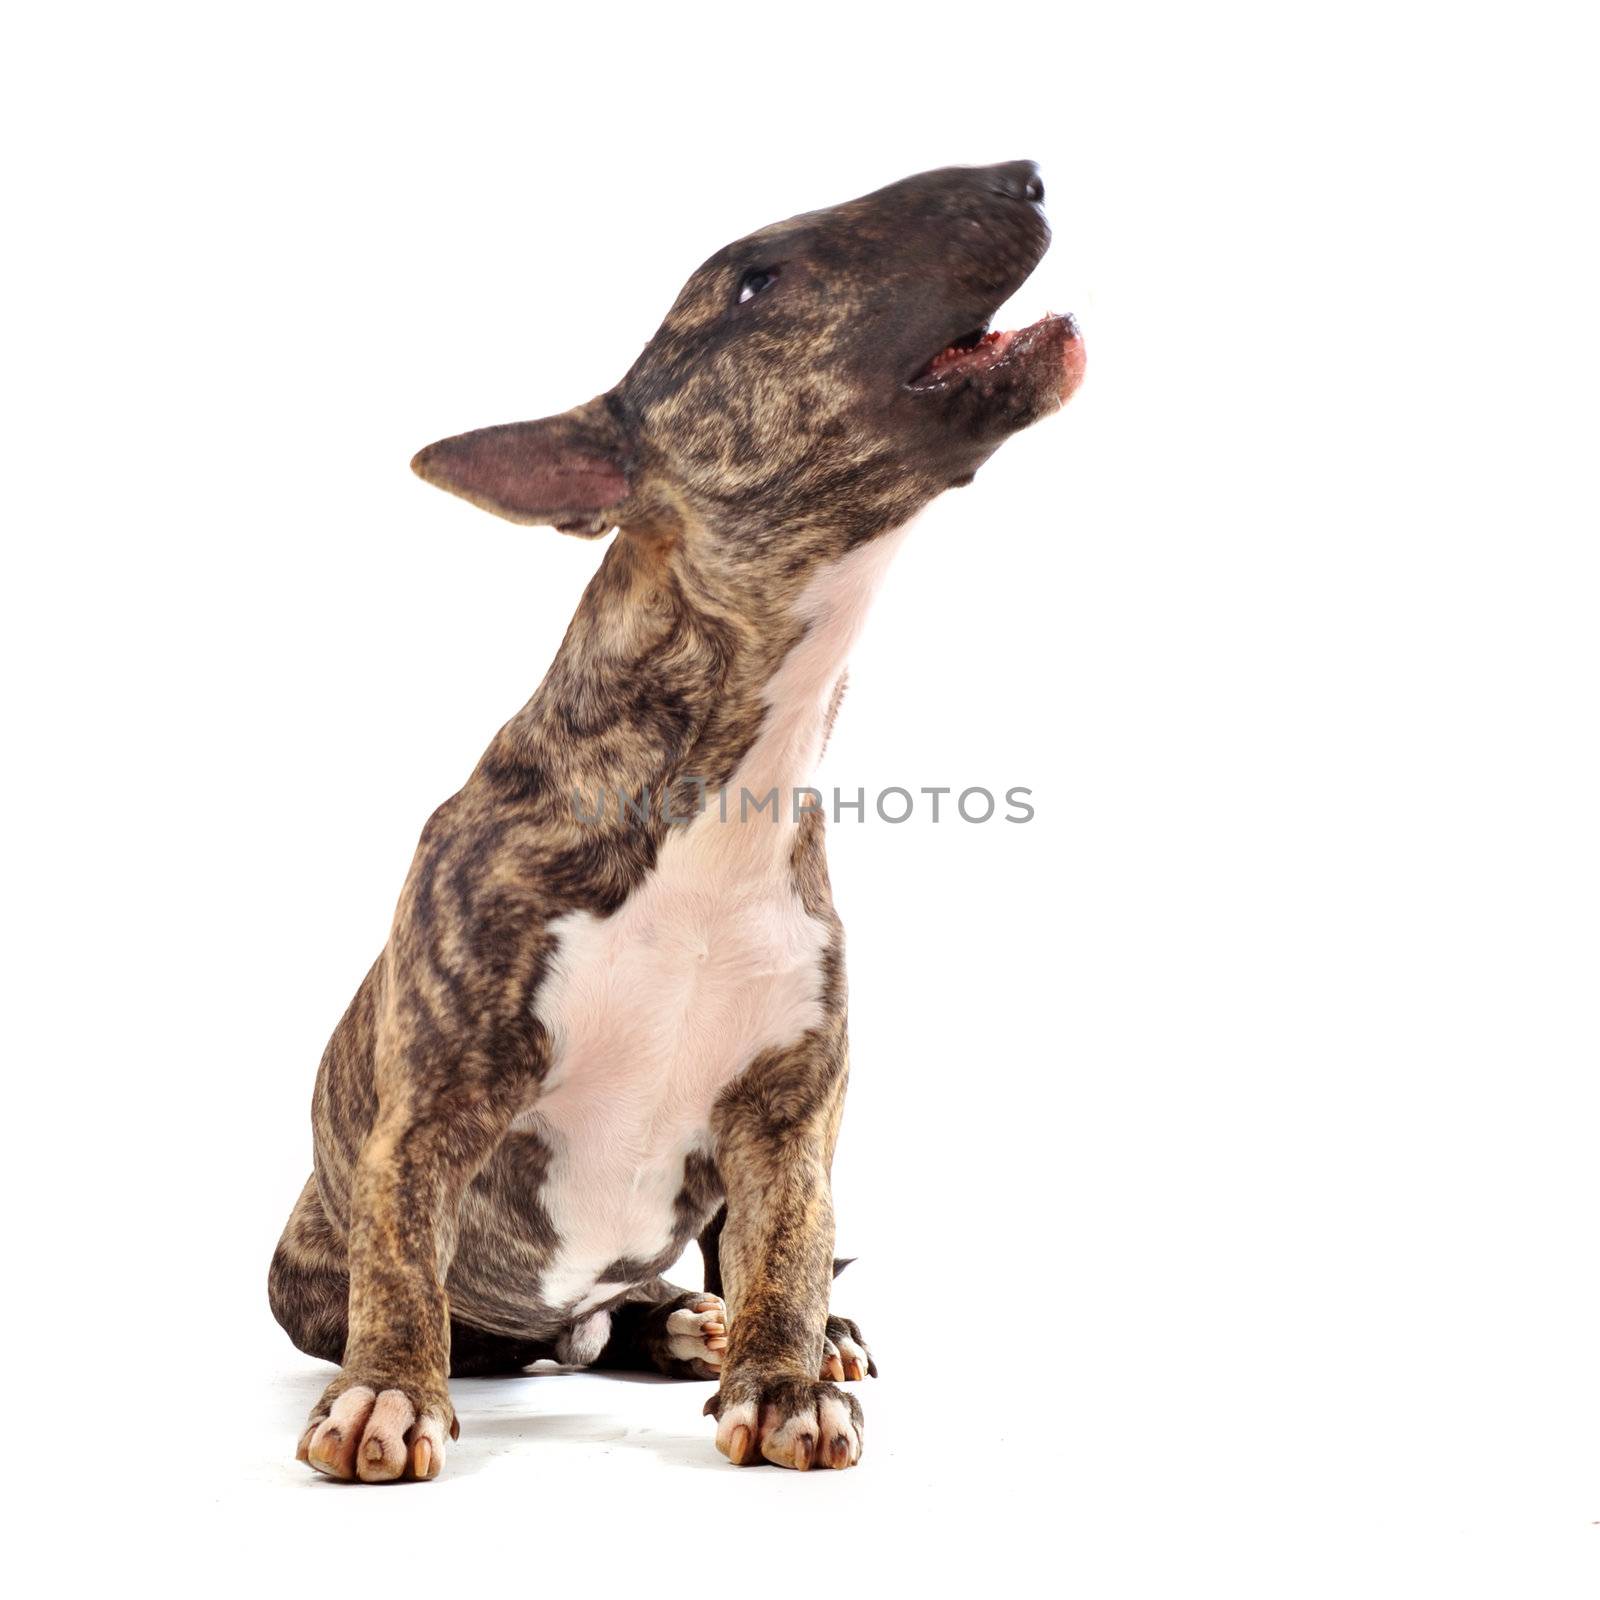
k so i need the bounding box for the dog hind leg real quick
[269,1173,549,1377]
[590,1279,728,1378]
[268,1175,350,1364]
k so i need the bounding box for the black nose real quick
[987,160,1044,205]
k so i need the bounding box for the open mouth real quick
[906,311,1084,397]
[911,326,1012,386]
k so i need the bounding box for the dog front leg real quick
[705,1053,863,1470]
[298,1063,525,1483]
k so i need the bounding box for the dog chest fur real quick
[519,523,912,1311]
[524,840,829,1310]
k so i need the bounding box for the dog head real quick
[412,163,1084,569]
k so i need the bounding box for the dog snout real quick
[984,160,1044,206]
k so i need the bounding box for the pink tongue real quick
[928,328,1012,373]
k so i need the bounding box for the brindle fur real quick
[270,162,1080,1478]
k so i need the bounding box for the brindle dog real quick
[270,161,1085,1480]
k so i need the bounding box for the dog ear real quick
[410,395,632,536]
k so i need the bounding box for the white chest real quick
[525,824,830,1307]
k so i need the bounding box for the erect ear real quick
[410,394,632,536]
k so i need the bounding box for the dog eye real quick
[737,268,778,305]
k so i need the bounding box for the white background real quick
[5,2,1595,1594]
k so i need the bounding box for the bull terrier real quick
[270,160,1085,1479]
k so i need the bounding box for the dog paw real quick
[296,1379,457,1483]
[663,1293,727,1377]
[705,1375,864,1470]
[820,1314,876,1382]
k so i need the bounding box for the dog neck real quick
[715,521,913,815]
[486,519,913,849]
